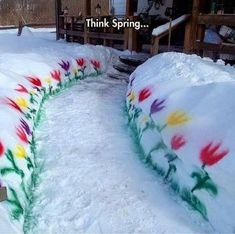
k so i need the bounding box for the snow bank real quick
[126,52,235,232]
[0,29,110,232]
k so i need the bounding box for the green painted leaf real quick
[0,168,16,176]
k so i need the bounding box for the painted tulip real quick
[76,58,86,67]
[16,97,28,109]
[128,92,136,102]
[20,118,32,136]
[16,126,29,143]
[91,60,101,70]
[51,70,61,82]
[4,98,23,113]
[0,141,4,157]
[150,99,165,115]
[139,88,151,102]
[14,144,26,159]
[44,77,52,85]
[59,60,70,72]
[200,142,229,167]
[166,110,190,127]
[171,134,186,150]
[26,76,42,87]
[15,84,28,93]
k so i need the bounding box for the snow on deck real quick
[29,78,212,233]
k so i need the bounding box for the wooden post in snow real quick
[0,187,7,202]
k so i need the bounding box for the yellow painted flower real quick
[14,144,26,158]
[73,68,77,74]
[30,90,36,95]
[16,97,28,109]
[44,77,52,85]
[141,115,149,124]
[166,110,190,127]
[128,92,136,102]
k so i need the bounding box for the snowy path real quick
[31,77,212,233]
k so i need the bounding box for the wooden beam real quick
[83,0,91,17]
[126,0,134,16]
[195,41,235,54]
[55,0,62,40]
[198,14,235,26]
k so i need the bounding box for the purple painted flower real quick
[59,60,70,72]
[130,74,135,87]
[20,118,32,136]
[150,99,166,115]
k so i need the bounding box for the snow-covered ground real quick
[28,77,212,233]
[0,27,234,233]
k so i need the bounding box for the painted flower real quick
[14,144,26,159]
[76,58,86,68]
[171,134,186,150]
[51,70,61,82]
[15,84,28,93]
[4,98,23,113]
[0,141,4,157]
[91,59,101,70]
[130,74,135,87]
[59,60,70,72]
[200,142,229,167]
[150,99,165,115]
[166,110,190,127]
[139,88,151,102]
[16,126,29,144]
[16,97,28,109]
[141,115,149,124]
[20,118,32,136]
[26,76,42,87]
[44,77,52,85]
[128,92,136,102]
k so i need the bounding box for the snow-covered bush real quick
[126,52,235,232]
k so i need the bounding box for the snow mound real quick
[20,27,34,37]
[127,52,235,233]
[0,32,110,232]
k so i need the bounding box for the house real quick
[55,0,235,61]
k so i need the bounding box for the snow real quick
[127,52,235,233]
[30,77,212,233]
[0,26,234,233]
[0,27,110,233]
[152,15,189,36]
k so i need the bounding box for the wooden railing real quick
[57,15,138,51]
[151,15,190,55]
[194,14,235,56]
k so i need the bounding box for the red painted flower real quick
[4,98,23,113]
[16,126,29,143]
[76,58,86,67]
[200,142,229,166]
[51,70,61,82]
[0,141,4,157]
[138,88,151,102]
[171,134,186,150]
[26,76,42,87]
[91,60,101,70]
[15,84,28,93]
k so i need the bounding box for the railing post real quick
[55,0,62,40]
